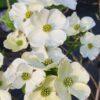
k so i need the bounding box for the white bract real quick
[3,30,28,52]
[55,59,91,100]
[0,90,11,100]
[24,76,60,100]
[18,0,55,7]
[54,0,77,10]
[64,12,96,36]
[18,0,43,4]
[0,71,10,90]
[18,0,77,10]
[80,32,100,60]
[28,9,67,48]
[0,53,4,68]
[4,58,46,94]
[22,47,70,68]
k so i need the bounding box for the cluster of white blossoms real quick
[0,0,100,100]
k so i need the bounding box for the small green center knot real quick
[74,24,80,30]
[16,40,23,46]
[43,24,52,32]
[41,87,51,97]
[25,11,32,18]
[63,77,73,87]
[0,81,3,86]
[88,43,93,49]
[21,72,31,81]
[43,58,53,66]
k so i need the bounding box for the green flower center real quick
[0,81,3,86]
[43,58,53,66]
[74,24,80,30]
[25,11,32,18]
[16,40,23,46]
[21,72,31,81]
[63,77,73,87]
[88,43,93,49]
[43,24,52,32]
[41,87,51,97]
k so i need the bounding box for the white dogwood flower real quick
[64,12,96,36]
[4,58,46,94]
[80,32,100,60]
[28,9,68,48]
[0,90,11,100]
[9,2,43,22]
[9,3,30,22]
[4,58,27,84]
[22,47,70,68]
[9,2,43,36]
[18,0,77,10]
[55,59,91,100]
[24,76,60,100]
[3,30,28,52]
[0,53,4,68]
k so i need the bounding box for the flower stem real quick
[63,8,69,14]
[6,0,10,10]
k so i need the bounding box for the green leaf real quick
[66,34,82,56]
[45,68,58,76]
[21,85,26,94]
[47,5,67,12]
[0,11,15,30]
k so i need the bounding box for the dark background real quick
[0,0,100,100]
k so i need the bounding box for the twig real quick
[95,0,100,20]
[91,91,95,100]
[63,8,69,14]
[78,1,99,6]
[89,73,98,89]
[60,46,67,53]
[98,0,100,17]
[6,0,10,10]
[95,82,100,100]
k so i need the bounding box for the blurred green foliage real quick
[0,11,15,30]
[0,0,17,9]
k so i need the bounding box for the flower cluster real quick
[0,0,100,100]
